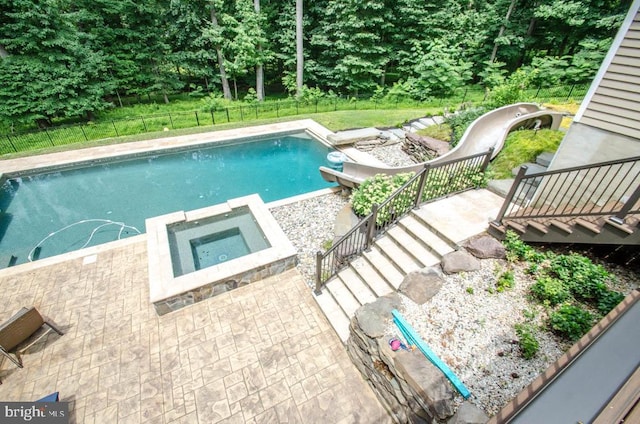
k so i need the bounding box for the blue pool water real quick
[0,133,335,267]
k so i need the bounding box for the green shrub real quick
[515,323,539,359]
[548,253,613,302]
[549,304,593,341]
[597,290,625,315]
[530,276,570,306]
[496,270,515,292]
[350,173,414,220]
[445,107,487,147]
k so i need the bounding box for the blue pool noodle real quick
[392,309,471,399]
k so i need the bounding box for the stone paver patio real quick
[0,239,390,423]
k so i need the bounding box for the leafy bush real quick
[445,107,487,147]
[530,276,570,306]
[549,304,593,341]
[487,69,535,109]
[515,323,539,359]
[350,173,414,218]
[496,270,515,292]
[597,290,625,315]
[548,253,612,302]
[502,230,544,263]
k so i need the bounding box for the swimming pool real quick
[0,131,335,268]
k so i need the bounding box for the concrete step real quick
[337,266,377,306]
[410,121,427,130]
[312,289,350,343]
[326,276,361,318]
[350,257,393,298]
[418,118,435,127]
[431,116,445,125]
[363,248,405,290]
[401,215,456,257]
[387,226,440,267]
[375,237,422,275]
[388,128,407,140]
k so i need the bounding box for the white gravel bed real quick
[270,193,349,288]
[387,257,639,416]
[389,260,565,415]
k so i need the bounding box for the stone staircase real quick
[312,209,457,342]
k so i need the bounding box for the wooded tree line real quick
[0,0,631,127]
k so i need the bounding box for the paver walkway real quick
[0,240,390,423]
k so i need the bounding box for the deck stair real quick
[312,210,457,343]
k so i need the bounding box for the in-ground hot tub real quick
[147,194,297,315]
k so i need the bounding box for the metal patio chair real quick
[0,307,64,369]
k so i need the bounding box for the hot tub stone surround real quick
[147,194,297,315]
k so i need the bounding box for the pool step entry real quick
[312,209,458,344]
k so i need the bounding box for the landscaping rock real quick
[399,267,444,304]
[465,235,506,259]
[354,293,402,338]
[403,132,451,161]
[448,401,489,424]
[395,350,455,420]
[441,250,481,274]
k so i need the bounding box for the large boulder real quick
[465,235,506,259]
[441,250,481,274]
[399,267,444,304]
[354,293,403,338]
[448,401,489,424]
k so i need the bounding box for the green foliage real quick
[496,270,515,293]
[503,230,544,263]
[488,129,564,179]
[487,70,536,109]
[350,173,414,218]
[549,304,593,341]
[597,290,625,315]
[408,41,472,99]
[515,323,539,359]
[547,253,611,302]
[445,107,487,147]
[466,287,474,295]
[530,276,570,306]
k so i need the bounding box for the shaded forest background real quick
[0,0,631,128]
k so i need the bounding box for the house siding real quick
[579,12,640,140]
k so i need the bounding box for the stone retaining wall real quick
[346,293,457,423]
[402,132,451,162]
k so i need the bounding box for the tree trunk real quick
[295,0,304,98]
[0,44,8,59]
[163,88,169,104]
[254,0,264,101]
[115,89,123,108]
[233,78,238,100]
[489,0,517,63]
[211,5,232,100]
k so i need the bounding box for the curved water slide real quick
[319,103,564,188]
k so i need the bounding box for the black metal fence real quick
[0,84,588,156]
[315,149,493,293]
[494,156,640,226]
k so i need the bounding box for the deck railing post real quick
[481,148,494,172]
[610,183,640,225]
[315,251,323,295]
[366,206,379,250]
[493,165,528,225]
[414,164,431,209]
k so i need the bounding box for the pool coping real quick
[146,194,298,314]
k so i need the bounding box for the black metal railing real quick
[494,156,640,226]
[315,149,493,293]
